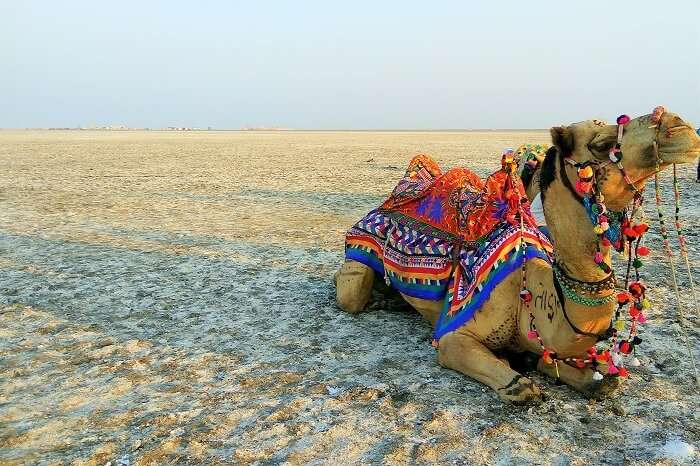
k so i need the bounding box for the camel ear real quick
[550,126,573,155]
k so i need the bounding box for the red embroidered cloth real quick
[379,154,537,241]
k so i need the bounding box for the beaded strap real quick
[557,279,617,306]
[553,262,616,294]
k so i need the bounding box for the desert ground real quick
[1,129,698,465]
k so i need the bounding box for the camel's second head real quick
[549,109,700,209]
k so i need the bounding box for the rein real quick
[651,111,700,388]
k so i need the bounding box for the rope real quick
[654,170,700,388]
[672,164,700,316]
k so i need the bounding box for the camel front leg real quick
[437,331,541,404]
[537,359,621,400]
[334,260,375,313]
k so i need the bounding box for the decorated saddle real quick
[345,152,553,340]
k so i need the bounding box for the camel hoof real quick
[584,375,622,400]
[497,375,542,404]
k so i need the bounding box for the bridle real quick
[526,107,686,381]
[549,112,667,337]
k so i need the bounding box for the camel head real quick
[544,109,700,210]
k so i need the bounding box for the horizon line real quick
[0,127,550,133]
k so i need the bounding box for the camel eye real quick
[588,138,615,157]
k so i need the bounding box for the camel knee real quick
[437,332,541,404]
[334,261,375,313]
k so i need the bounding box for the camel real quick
[335,109,700,403]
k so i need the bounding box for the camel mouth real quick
[657,150,700,165]
[656,123,700,165]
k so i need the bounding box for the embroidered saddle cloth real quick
[345,154,553,340]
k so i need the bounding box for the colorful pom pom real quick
[576,180,593,194]
[620,341,632,354]
[637,246,650,256]
[624,227,639,239]
[633,223,649,235]
[579,165,594,179]
[519,289,533,303]
[594,252,604,264]
[592,371,604,381]
[628,282,646,297]
[617,114,631,125]
[617,292,631,304]
[651,106,665,123]
[542,349,553,365]
[527,330,538,340]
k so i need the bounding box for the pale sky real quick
[2,1,699,129]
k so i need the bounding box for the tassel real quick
[617,114,631,125]
[608,364,619,375]
[592,371,604,381]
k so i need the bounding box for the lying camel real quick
[335,109,700,403]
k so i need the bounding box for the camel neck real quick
[539,157,618,338]
[542,165,612,284]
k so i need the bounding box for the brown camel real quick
[335,110,700,403]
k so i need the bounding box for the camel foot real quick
[437,331,542,404]
[496,374,542,404]
[537,359,622,400]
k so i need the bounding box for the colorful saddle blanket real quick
[345,154,553,340]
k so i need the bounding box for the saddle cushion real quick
[345,154,553,340]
